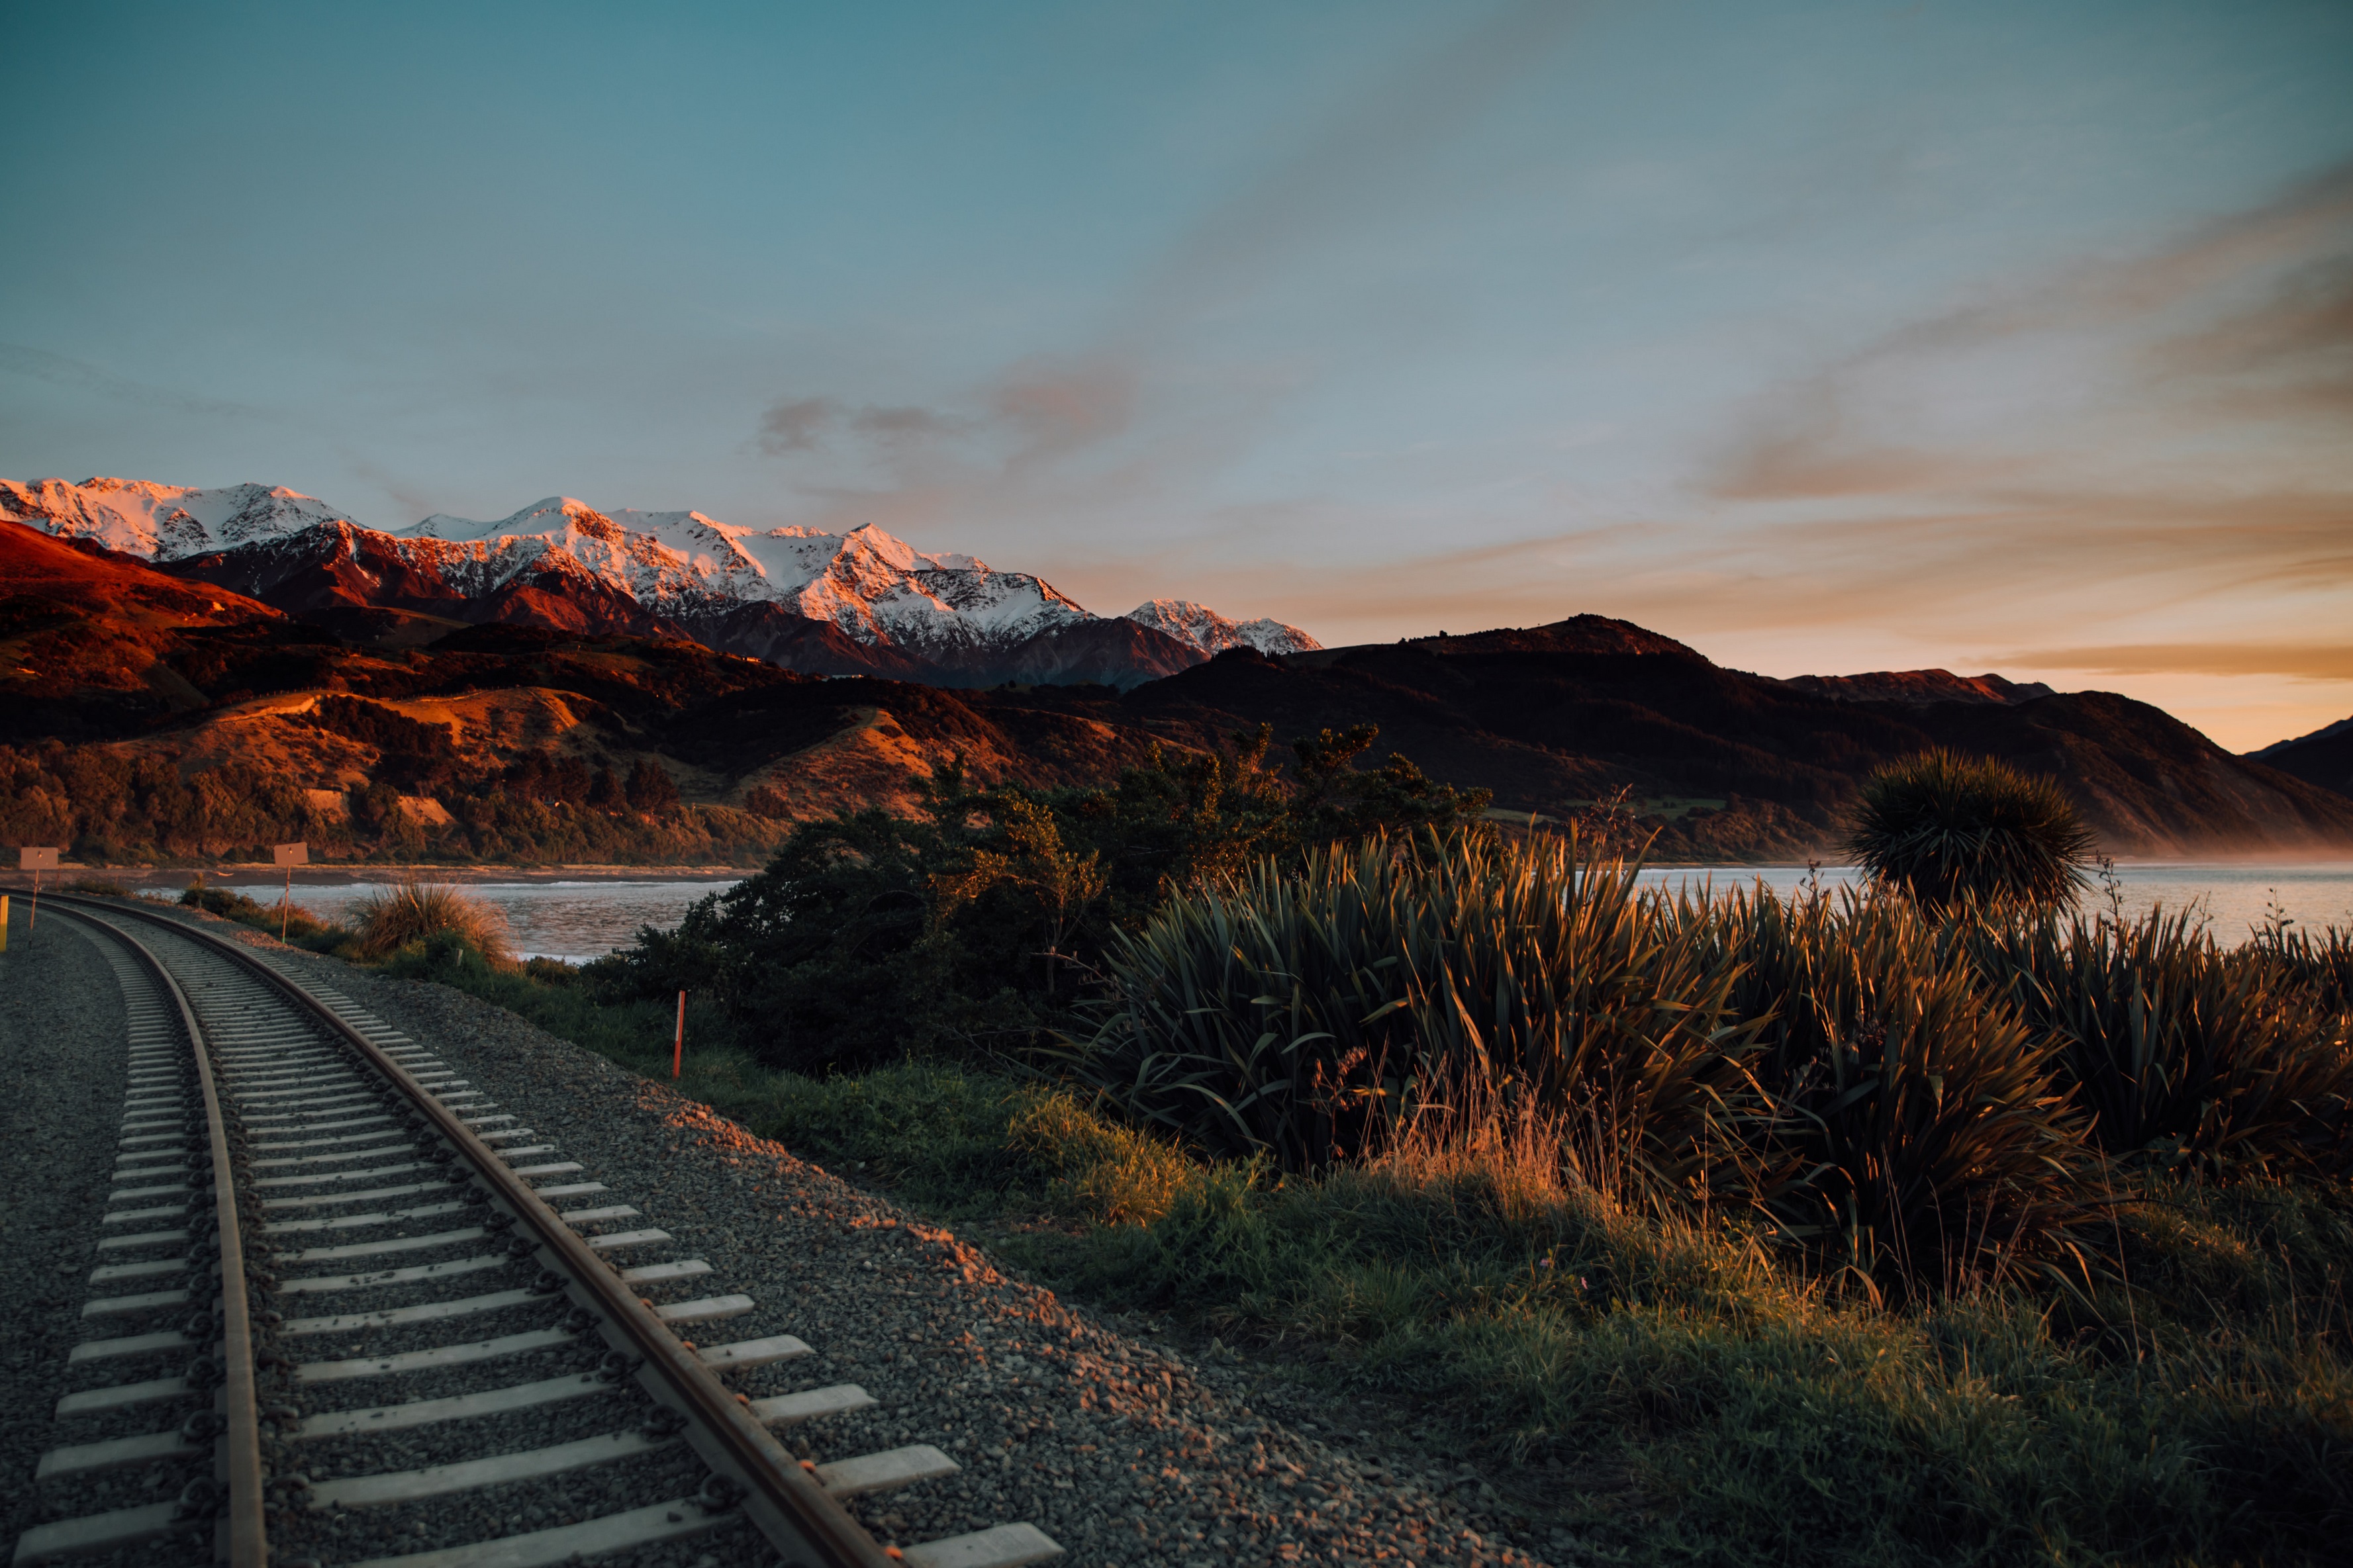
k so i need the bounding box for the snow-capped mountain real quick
[396,497,1090,656]
[0,477,356,560]
[1,477,1314,690]
[1126,599,1320,657]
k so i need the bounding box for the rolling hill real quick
[2253,715,2353,802]
[5,521,2346,864]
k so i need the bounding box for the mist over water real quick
[1637,863,2353,942]
[209,863,2353,966]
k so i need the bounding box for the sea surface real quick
[201,862,2353,964]
[1636,862,2353,942]
[210,878,743,963]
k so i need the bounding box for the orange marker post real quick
[672,990,687,1079]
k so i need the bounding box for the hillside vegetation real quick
[7,522,2348,867]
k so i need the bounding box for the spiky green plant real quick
[1702,887,2107,1297]
[2255,919,2353,1017]
[1976,910,2353,1177]
[1061,829,1764,1185]
[1845,749,2095,913]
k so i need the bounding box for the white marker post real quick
[271,842,308,944]
[19,847,60,935]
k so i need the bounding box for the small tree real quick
[1847,749,2095,913]
[626,758,679,811]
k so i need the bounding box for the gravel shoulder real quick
[123,905,1575,1568]
[0,903,199,1561]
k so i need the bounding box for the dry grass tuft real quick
[353,880,511,964]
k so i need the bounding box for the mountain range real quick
[2253,715,2353,804]
[0,477,1320,688]
[5,503,2350,864]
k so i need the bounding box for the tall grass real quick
[1069,829,2348,1301]
[1975,909,2353,1177]
[178,883,352,951]
[1062,832,1763,1184]
[1707,888,2104,1297]
[352,881,512,964]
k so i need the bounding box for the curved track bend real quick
[11,895,1063,1568]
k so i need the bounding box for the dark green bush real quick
[1713,890,2103,1297]
[1064,830,1761,1182]
[1976,909,2353,1177]
[589,727,1488,1071]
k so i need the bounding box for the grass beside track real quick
[343,937,2352,1568]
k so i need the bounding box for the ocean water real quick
[209,862,2353,964]
[1636,862,2353,941]
[211,879,742,963]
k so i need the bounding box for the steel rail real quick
[48,894,897,1568]
[49,904,268,1568]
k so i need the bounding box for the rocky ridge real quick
[1,478,1317,690]
[1125,599,1321,657]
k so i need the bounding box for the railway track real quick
[10,895,1063,1568]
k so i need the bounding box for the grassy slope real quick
[366,939,2352,1568]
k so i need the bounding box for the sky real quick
[2,0,2348,752]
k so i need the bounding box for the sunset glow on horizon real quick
[2,1,2346,751]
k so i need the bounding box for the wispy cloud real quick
[1116,0,1585,342]
[756,395,970,455]
[749,2,1584,531]
[0,342,275,423]
[988,357,1136,461]
[2001,643,2353,682]
[756,396,836,453]
[1713,157,2353,504]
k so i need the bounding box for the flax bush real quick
[1708,888,2103,1297]
[1975,909,2353,1177]
[1061,829,1763,1183]
[1072,831,2111,1297]
[1847,749,2096,913]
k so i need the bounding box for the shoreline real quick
[15,856,2353,888]
[25,864,754,889]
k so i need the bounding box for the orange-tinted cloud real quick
[988,357,1137,459]
[2000,643,2353,681]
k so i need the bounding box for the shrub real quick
[2258,919,2353,1017]
[352,880,512,964]
[593,729,1490,1070]
[1077,837,2116,1298]
[1065,829,1761,1183]
[1713,890,2105,1297]
[177,883,353,950]
[1977,910,2353,1178]
[1846,749,2095,913]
